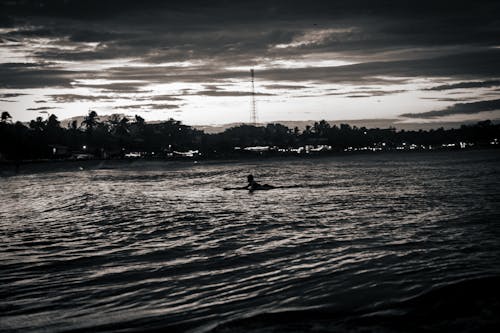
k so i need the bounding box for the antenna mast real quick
[250,69,257,125]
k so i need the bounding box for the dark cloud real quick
[2,48,499,92]
[2,0,499,65]
[27,106,60,111]
[76,49,499,87]
[401,99,500,119]
[425,80,500,91]
[78,82,150,93]
[344,90,406,98]
[69,30,131,43]
[293,89,406,98]
[1,0,500,117]
[4,27,56,38]
[420,97,481,102]
[150,95,183,101]
[157,84,278,97]
[263,84,309,90]
[194,90,274,97]
[49,94,115,103]
[0,63,80,89]
[255,50,500,83]
[0,93,28,99]
[113,103,179,110]
[3,1,498,27]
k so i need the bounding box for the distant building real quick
[48,144,69,157]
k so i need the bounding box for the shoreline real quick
[1,147,499,176]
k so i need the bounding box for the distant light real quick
[82,145,87,150]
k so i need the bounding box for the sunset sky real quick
[1,0,499,126]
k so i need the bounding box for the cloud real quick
[425,80,500,91]
[2,1,499,67]
[263,84,309,90]
[0,93,28,99]
[113,103,179,110]
[1,0,500,123]
[68,30,131,43]
[72,49,499,87]
[150,95,183,101]
[2,48,499,92]
[78,81,150,92]
[194,90,274,97]
[255,50,500,83]
[49,94,115,103]
[419,97,481,102]
[344,90,406,98]
[27,106,60,111]
[0,63,79,89]
[401,99,500,119]
[0,1,498,89]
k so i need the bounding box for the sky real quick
[1,0,500,127]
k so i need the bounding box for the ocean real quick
[1,150,500,332]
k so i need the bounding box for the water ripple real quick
[1,151,500,332]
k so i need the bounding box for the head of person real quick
[247,174,254,183]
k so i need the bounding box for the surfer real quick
[223,174,276,191]
[245,174,274,192]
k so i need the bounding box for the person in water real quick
[245,174,274,191]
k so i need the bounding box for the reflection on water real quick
[1,150,500,332]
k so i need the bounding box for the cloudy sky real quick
[1,0,499,126]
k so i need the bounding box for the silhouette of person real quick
[245,174,274,192]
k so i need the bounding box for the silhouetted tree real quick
[134,115,145,126]
[313,120,330,136]
[46,114,60,129]
[29,116,46,132]
[82,110,99,132]
[68,120,78,131]
[1,111,12,123]
[1,114,499,161]
[116,117,130,136]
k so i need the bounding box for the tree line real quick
[1,111,499,161]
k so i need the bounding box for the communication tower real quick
[250,69,257,125]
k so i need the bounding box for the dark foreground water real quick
[1,150,500,332]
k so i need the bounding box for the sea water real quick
[1,150,500,332]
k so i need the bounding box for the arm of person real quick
[223,185,251,190]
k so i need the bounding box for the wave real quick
[206,275,500,333]
[2,151,500,333]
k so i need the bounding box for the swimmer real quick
[244,174,274,192]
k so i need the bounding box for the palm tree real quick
[107,114,130,136]
[134,115,145,126]
[116,117,130,136]
[46,114,61,129]
[81,110,99,132]
[107,114,121,132]
[29,116,46,131]
[313,120,331,137]
[68,120,78,131]
[1,111,12,123]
